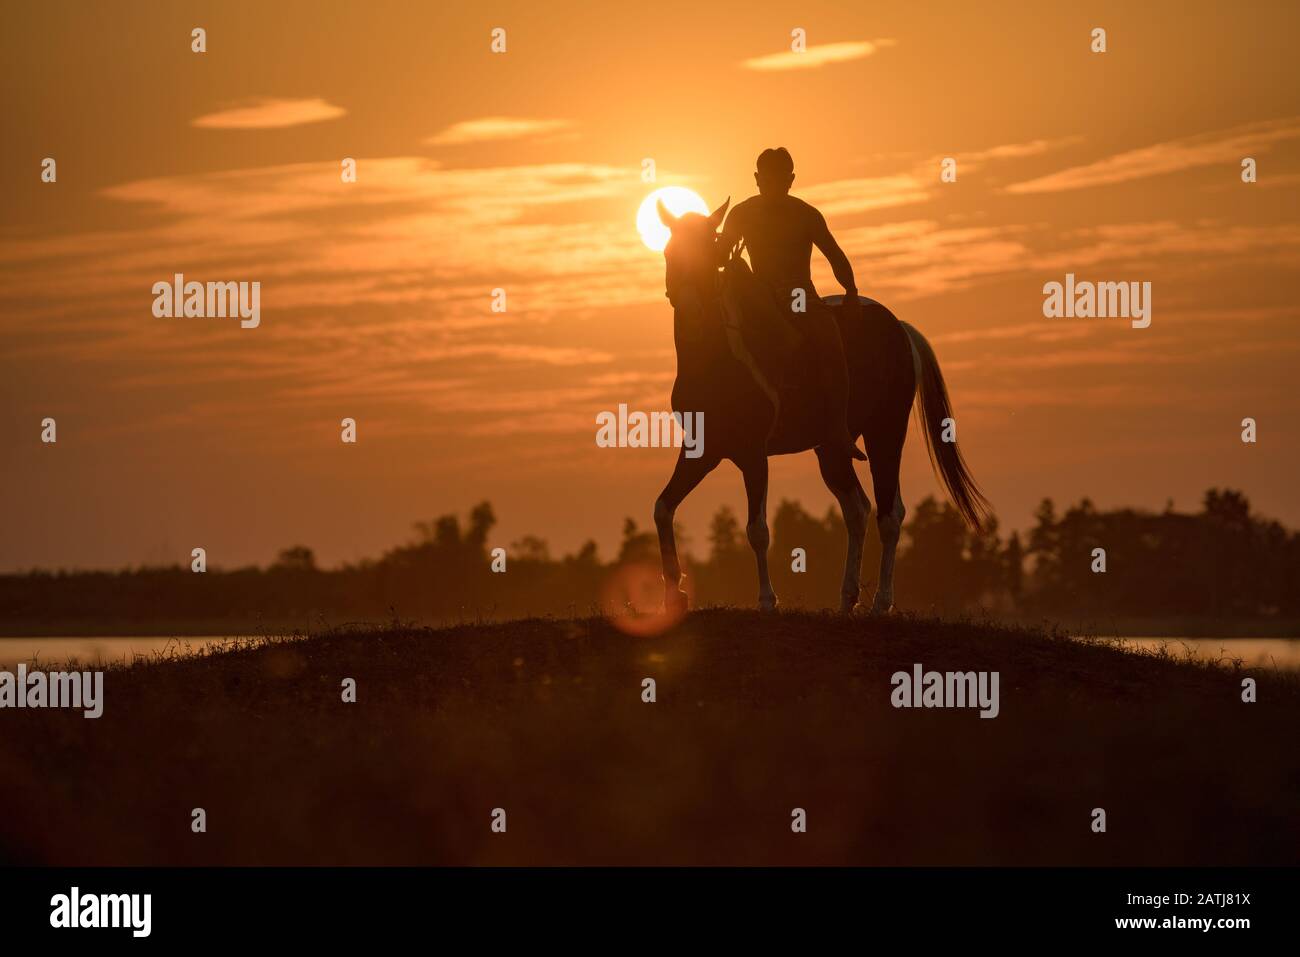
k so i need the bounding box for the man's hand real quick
[839,289,861,321]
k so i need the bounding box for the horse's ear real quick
[657,198,679,229]
[708,197,730,230]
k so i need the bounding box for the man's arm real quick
[810,209,857,295]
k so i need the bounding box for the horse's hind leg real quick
[737,454,777,611]
[871,488,905,615]
[815,448,870,614]
[654,450,719,612]
[866,423,907,615]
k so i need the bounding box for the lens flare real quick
[601,560,692,637]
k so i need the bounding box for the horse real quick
[653,198,991,615]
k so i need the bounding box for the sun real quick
[637,186,708,252]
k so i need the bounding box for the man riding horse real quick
[653,148,990,614]
[716,147,867,463]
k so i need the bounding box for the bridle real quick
[664,233,745,314]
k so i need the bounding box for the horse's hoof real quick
[758,595,779,612]
[868,597,895,616]
[665,590,689,614]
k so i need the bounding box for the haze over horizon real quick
[2,0,1297,572]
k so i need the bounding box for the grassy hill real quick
[1,609,1295,865]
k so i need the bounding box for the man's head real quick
[755,147,795,196]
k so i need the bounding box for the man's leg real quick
[806,302,866,460]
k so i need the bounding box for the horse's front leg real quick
[738,454,778,611]
[654,450,718,612]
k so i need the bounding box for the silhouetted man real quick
[719,147,866,461]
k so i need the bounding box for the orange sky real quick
[2,0,1297,571]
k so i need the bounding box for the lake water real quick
[0,636,258,669]
[1109,637,1300,671]
[0,634,1298,671]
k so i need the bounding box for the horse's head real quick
[658,197,729,311]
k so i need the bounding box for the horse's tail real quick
[900,321,993,532]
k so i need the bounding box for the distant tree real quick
[898,497,974,610]
[1025,498,1062,596]
[1004,532,1024,602]
[769,498,850,608]
[1027,498,1059,558]
[1203,488,1251,530]
[466,501,496,550]
[10,490,1297,627]
[411,515,461,549]
[708,506,745,561]
[273,546,317,572]
[568,540,600,566]
[697,506,754,605]
[617,518,659,565]
[511,535,551,563]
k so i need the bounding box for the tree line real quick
[1,489,1295,628]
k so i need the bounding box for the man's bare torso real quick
[724,194,823,295]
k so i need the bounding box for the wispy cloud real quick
[0,152,674,484]
[426,117,574,146]
[820,217,1300,300]
[6,147,1298,474]
[798,175,929,216]
[1005,118,1300,194]
[960,136,1084,164]
[833,221,1032,297]
[796,138,1079,217]
[741,39,896,72]
[192,97,346,130]
[0,157,658,401]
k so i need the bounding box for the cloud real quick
[1025,220,1300,275]
[0,157,659,379]
[426,117,574,146]
[795,138,1080,217]
[958,136,1084,164]
[833,221,1033,297]
[741,39,896,72]
[192,97,347,130]
[6,144,1298,469]
[798,175,930,216]
[819,217,1300,300]
[1004,118,1300,194]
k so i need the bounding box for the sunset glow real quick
[1,1,1296,577]
[2,0,1299,895]
[636,186,709,251]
